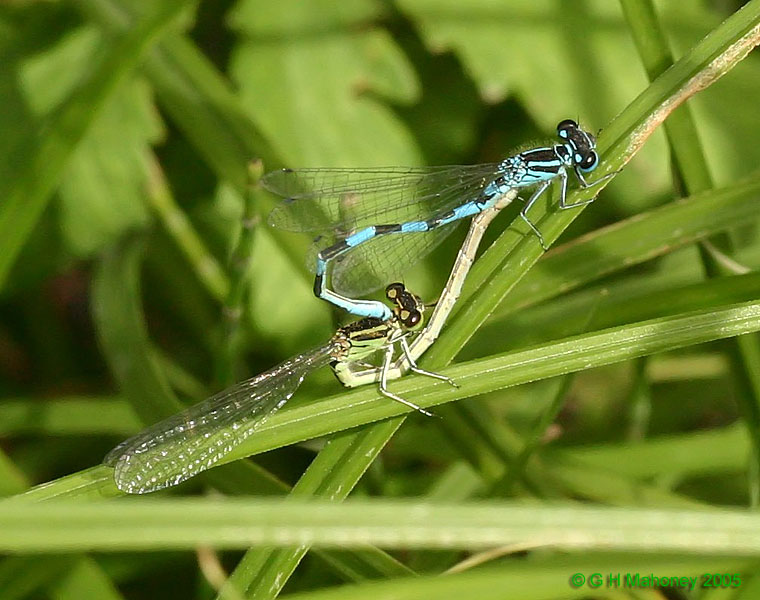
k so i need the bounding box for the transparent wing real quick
[104,341,339,494]
[264,164,503,234]
[306,223,459,297]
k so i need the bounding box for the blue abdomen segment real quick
[314,198,499,317]
[314,255,392,319]
[400,221,430,233]
[345,226,378,248]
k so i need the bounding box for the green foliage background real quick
[2,0,760,598]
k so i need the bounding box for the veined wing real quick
[104,341,340,494]
[309,222,458,297]
[264,164,503,234]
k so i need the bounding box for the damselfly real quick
[105,284,451,494]
[263,119,609,321]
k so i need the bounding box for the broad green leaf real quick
[397,0,646,122]
[248,227,333,353]
[20,26,161,257]
[229,0,422,166]
[397,0,726,127]
[0,0,189,290]
[56,78,159,256]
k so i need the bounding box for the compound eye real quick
[404,310,422,328]
[557,119,577,136]
[580,150,598,171]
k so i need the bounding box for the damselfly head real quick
[385,282,425,330]
[557,119,599,173]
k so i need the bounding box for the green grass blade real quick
[619,0,714,194]
[212,299,760,459]
[92,236,183,425]
[222,422,411,599]
[17,297,760,503]
[0,396,137,436]
[215,161,263,387]
[3,498,760,553]
[280,555,749,600]
[562,423,747,480]
[500,176,760,316]
[145,156,230,303]
[48,557,123,600]
[0,556,79,600]
[94,299,760,468]
[621,0,760,506]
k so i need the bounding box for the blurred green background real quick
[2,0,760,597]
